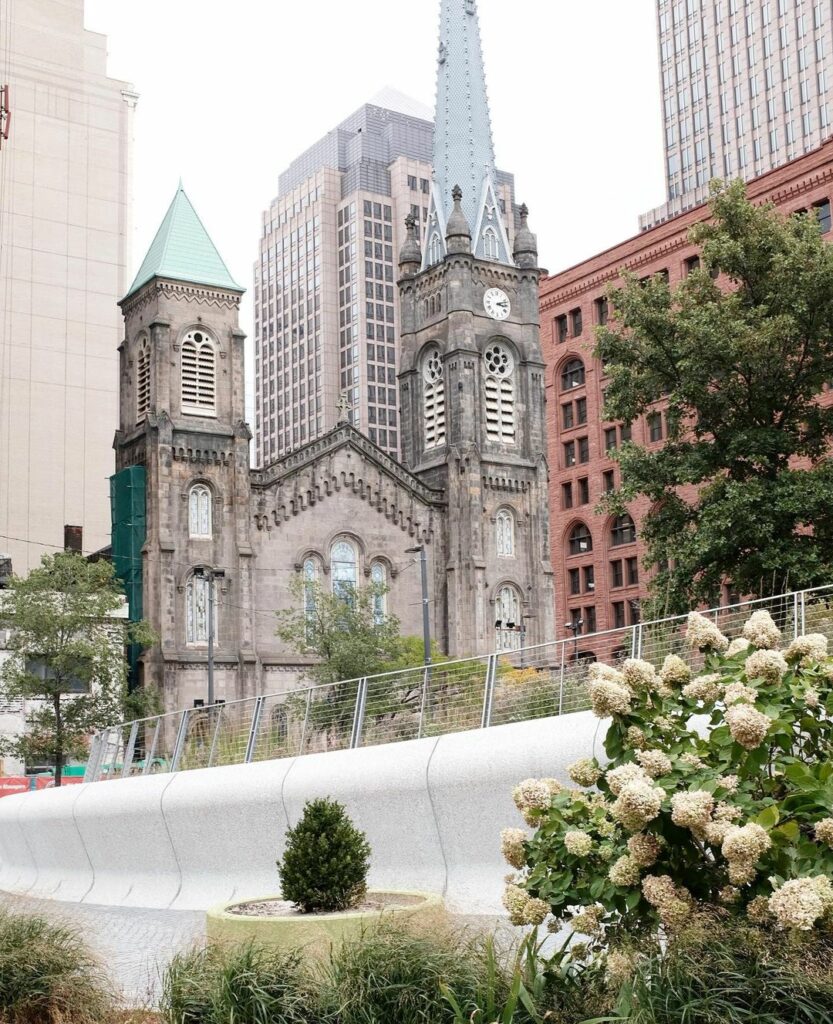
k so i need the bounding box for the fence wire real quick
[85,585,833,782]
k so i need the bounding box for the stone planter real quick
[206,891,443,958]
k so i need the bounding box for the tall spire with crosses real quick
[422,0,513,269]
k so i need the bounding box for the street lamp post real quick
[405,545,431,667]
[194,566,225,706]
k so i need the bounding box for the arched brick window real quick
[560,358,585,391]
[611,514,637,547]
[568,523,593,556]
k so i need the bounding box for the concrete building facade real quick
[542,138,833,648]
[642,0,833,229]
[117,0,553,712]
[253,90,516,467]
[0,0,135,573]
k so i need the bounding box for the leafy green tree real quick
[0,552,155,784]
[597,179,833,615]
[275,574,405,685]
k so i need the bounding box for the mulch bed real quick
[227,893,425,918]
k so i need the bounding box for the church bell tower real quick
[398,0,555,657]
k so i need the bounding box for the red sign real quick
[0,777,30,798]
[33,776,84,790]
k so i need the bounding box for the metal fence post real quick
[84,732,102,782]
[800,590,807,636]
[207,704,224,768]
[558,642,567,716]
[792,591,801,640]
[298,688,312,755]
[417,667,430,739]
[480,655,497,729]
[244,696,265,764]
[143,717,161,776]
[170,710,190,773]
[120,722,139,779]
[350,678,369,749]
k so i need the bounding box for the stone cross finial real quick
[405,213,416,231]
[452,184,463,203]
[519,203,529,220]
[336,392,352,422]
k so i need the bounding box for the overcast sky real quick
[84,0,666,339]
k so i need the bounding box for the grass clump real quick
[0,910,112,1023]
[278,798,371,914]
[160,942,316,1024]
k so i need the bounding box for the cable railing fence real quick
[85,584,833,783]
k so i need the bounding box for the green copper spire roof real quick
[124,183,243,300]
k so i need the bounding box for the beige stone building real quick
[254,90,516,468]
[0,0,135,573]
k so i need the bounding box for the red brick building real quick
[541,138,833,647]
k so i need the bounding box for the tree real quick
[275,574,405,686]
[0,552,155,784]
[597,179,833,615]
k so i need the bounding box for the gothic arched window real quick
[495,585,522,651]
[181,329,217,416]
[137,337,150,422]
[331,540,358,602]
[496,509,515,558]
[423,345,446,449]
[188,484,212,539]
[428,231,443,266]
[484,343,515,443]
[560,358,585,391]
[303,558,319,636]
[483,227,499,260]
[568,523,593,556]
[611,514,637,547]
[185,573,214,644]
[370,562,387,625]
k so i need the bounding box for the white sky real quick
[83,0,665,346]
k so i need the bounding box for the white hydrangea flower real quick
[660,654,691,686]
[564,829,594,857]
[786,633,829,665]
[671,791,714,835]
[726,636,751,656]
[608,854,642,887]
[682,674,721,705]
[606,950,635,985]
[512,778,552,825]
[500,828,528,870]
[722,822,771,864]
[714,801,742,822]
[704,819,734,846]
[568,758,602,788]
[571,904,603,936]
[742,610,782,650]
[722,681,758,705]
[725,703,771,749]
[589,678,634,719]
[642,874,692,928]
[523,897,550,926]
[814,818,833,849]
[678,752,705,770]
[717,774,740,794]
[622,658,658,690]
[747,894,772,924]
[588,662,627,684]
[606,761,649,796]
[719,886,740,904]
[627,832,661,868]
[686,611,729,652]
[611,779,665,833]
[744,649,788,683]
[502,883,530,926]
[626,726,647,749]
[768,877,830,931]
[637,749,673,778]
[805,688,821,709]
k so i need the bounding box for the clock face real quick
[484,288,511,321]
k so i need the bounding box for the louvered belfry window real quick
[137,339,150,421]
[181,330,216,416]
[484,342,515,443]
[423,345,446,449]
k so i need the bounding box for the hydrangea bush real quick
[503,609,833,943]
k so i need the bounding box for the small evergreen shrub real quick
[0,910,113,1023]
[278,797,371,913]
[160,942,316,1024]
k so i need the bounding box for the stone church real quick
[115,0,555,710]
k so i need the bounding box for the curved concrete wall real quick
[0,712,605,914]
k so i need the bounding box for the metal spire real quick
[422,0,513,269]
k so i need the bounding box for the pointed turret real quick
[445,184,472,255]
[123,182,243,301]
[398,213,422,275]
[513,204,538,269]
[422,0,513,269]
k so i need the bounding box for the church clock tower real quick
[398,0,555,657]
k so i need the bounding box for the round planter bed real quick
[206,890,443,957]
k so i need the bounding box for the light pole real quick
[405,545,431,667]
[193,566,225,706]
[565,618,583,662]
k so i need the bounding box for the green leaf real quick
[754,805,781,829]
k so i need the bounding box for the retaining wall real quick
[0,712,604,913]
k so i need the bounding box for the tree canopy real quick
[0,552,154,783]
[597,179,833,614]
